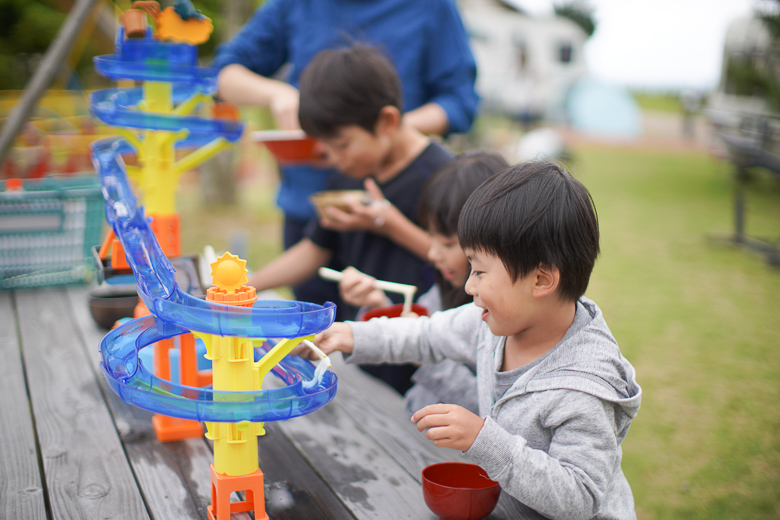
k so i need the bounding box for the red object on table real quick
[422,462,501,520]
[360,303,429,320]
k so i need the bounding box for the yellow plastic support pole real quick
[161,129,189,149]
[253,335,314,389]
[200,253,265,477]
[125,165,141,180]
[133,81,181,215]
[144,81,173,114]
[174,137,230,177]
[173,92,210,116]
[116,128,142,151]
[137,130,177,215]
[206,334,259,476]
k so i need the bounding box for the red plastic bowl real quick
[360,303,429,320]
[251,130,322,163]
[422,462,501,520]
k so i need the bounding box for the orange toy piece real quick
[156,6,213,45]
[121,9,149,38]
[207,466,269,520]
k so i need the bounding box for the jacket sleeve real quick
[466,391,621,520]
[423,0,479,134]
[210,0,289,76]
[347,303,482,366]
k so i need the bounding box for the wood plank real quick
[275,390,435,519]
[331,356,527,518]
[260,423,357,520]
[0,291,47,520]
[16,288,149,520]
[67,286,210,519]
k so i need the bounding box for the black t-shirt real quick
[306,141,453,320]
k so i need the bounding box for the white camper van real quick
[460,0,588,122]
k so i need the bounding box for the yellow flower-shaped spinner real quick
[210,252,248,294]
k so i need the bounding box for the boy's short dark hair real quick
[458,161,600,301]
[298,44,403,138]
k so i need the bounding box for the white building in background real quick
[708,16,775,130]
[459,0,588,123]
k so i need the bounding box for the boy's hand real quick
[292,322,355,359]
[320,179,393,233]
[411,404,485,452]
[338,267,390,309]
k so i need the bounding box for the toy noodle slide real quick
[93,138,337,422]
[90,28,337,424]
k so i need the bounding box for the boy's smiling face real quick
[318,124,390,180]
[464,248,537,338]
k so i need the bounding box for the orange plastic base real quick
[150,333,211,442]
[207,465,269,520]
[151,414,204,442]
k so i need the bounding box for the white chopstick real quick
[318,267,417,315]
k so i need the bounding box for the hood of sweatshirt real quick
[496,297,642,426]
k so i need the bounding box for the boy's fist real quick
[411,404,485,452]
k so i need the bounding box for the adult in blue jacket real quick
[211,0,479,304]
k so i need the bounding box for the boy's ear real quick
[532,264,560,298]
[375,106,402,135]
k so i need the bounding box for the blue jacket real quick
[211,0,479,220]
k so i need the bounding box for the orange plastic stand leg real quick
[207,465,269,520]
[150,335,205,442]
[149,213,181,258]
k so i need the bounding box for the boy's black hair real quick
[458,161,600,301]
[298,44,403,138]
[419,151,509,309]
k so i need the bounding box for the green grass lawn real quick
[577,145,780,519]
[632,92,685,113]
[179,138,780,519]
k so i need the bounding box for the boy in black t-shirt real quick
[247,45,453,393]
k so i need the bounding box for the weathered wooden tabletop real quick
[0,286,525,520]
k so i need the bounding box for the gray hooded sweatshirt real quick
[347,297,641,520]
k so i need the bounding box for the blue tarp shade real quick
[566,78,642,138]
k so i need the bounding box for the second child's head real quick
[419,151,509,309]
[459,162,599,333]
[298,45,403,179]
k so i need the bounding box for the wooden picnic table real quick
[0,285,526,520]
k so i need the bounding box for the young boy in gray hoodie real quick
[308,161,642,520]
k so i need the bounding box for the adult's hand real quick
[269,82,301,131]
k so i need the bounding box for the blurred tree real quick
[0,0,236,91]
[725,0,779,110]
[553,1,596,38]
[0,0,71,89]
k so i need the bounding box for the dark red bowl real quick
[360,303,429,321]
[422,462,500,520]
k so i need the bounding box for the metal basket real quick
[0,176,104,289]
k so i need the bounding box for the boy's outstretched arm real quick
[411,404,485,452]
[292,323,354,359]
[248,238,331,292]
